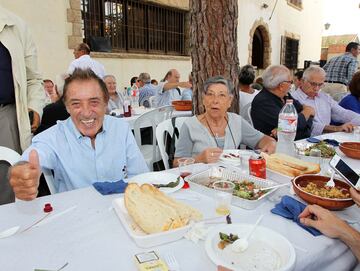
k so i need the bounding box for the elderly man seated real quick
[291,66,360,136]
[251,65,315,140]
[155,69,192,107]
[9,69,148,200]
[138,72,157,107]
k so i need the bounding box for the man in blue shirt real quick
[155,69,192,107]
[138,72,156,107]
[9,69,148,200]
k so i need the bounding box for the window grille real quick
[81,0,186,55]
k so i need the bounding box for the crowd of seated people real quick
[3,33,360,267]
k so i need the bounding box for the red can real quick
[249,156,266,179]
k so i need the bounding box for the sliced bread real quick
[124,183,202,234]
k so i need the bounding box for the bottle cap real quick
[43,203,53,213]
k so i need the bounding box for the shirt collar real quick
[297,88,311,100]
[0,7,16,31]
[78,54,91,60]
[66,115,107,140]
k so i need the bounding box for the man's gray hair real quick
[262,65,290,89]
[203,75,234,96]
[302,66,326,81]
[138,72,151,84]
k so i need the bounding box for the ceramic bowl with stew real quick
[292,174,354,210]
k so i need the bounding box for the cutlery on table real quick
[0,226,20,239]
[253,183,291,193]
[164,253,180,271]
[231,214,264,253]
[325,170,335,188]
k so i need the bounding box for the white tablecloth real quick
[0,133,359,271]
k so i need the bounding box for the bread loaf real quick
[124,183,202,234]
[262,152,320,177]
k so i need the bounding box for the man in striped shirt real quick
[322,42,360,101]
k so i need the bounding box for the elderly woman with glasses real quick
[173,76,276,165]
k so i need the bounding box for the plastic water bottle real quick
[276,99,298,156]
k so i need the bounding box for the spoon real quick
[232,214,264,253]
[0,226,20,239]
[253,183,291,193]
[325,170,335,188]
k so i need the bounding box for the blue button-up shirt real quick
[155,81,181,107]
[139,82,156,107]
[22,115,149,193]
[291,89,360,136]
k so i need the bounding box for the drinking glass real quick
[309,148,329,174]
[212,180,235,216]
[239,151,252,175]
[178,158,195,189]
[353,126,360,141]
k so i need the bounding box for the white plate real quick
[205,224,296,271]
[127,172,184,194]
[220,150,253,165]
[113,198,191,248]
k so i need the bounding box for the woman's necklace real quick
[204,115,237,149]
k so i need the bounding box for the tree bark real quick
[190,0,240,115]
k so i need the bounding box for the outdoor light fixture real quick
[324,23,331,30]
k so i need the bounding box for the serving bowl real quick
[292,174,354,210]
[339,142,360,160]
[172,100,192,111]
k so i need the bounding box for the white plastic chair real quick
[42,168,56,194]
[0,146,21,166]
[133,105,174,170]
[156,117,187,170]
[240,103,253,127]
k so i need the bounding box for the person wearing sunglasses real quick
[291,66,360,136]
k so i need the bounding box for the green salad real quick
[304,141,336,158]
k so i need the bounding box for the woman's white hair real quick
[262,65,290,89]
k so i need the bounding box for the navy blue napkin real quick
[93,180,128,195]
[306,137,339,147]
[271,195,322,236]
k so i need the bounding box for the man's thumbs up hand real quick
[9,149,41,201]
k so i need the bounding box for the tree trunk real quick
[190,0,240,115]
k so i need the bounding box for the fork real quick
[164,253,180,271]
[326,170,335,188]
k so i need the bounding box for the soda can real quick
[249,155,266,179]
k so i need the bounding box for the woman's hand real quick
[256,135,276,154]
[196,147,222,164]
